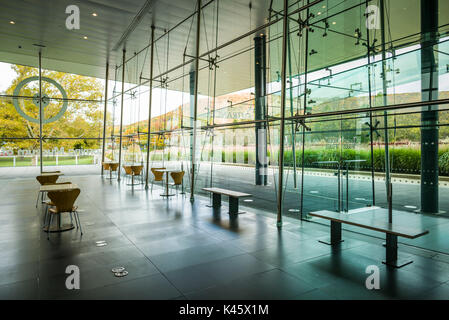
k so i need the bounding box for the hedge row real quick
[152,147,449,175]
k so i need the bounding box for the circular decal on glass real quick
[12,76,68,124]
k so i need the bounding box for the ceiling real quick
[0,0,448,96]
[0,0,271,94]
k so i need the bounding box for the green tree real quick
[0,64,105,152]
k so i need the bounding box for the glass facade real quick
[0,60,105,170]
[1,0,449,253]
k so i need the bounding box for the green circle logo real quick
[12,76,68,124]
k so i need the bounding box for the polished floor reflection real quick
[1,171,449,300]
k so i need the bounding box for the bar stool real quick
[36,174,59,208]
[102,162,110,172]
[170,171,185,196]
[123,165,133,184]
[131,165,144,185]
[150,167,166,192]
[109,163,119,179]
[43,182,73,228]
[46,188,82,239]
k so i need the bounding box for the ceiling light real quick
[332,21,336,25]
[92,13,98,17]
[9,21,15,24]
[322,5,326,8]
[83,36,88,39]
[317,11,321,15]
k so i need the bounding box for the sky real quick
[0,62,17,93]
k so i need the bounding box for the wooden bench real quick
[309,210,429,268]
[202,187,252,215]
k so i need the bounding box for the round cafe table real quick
[154,169,182,197]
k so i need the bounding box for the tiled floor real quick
[1,172,449,300]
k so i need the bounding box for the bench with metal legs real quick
[309,210,429,268]
[202,187,252,216]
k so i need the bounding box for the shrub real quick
[166,146,449,176]
[439,152,449,175]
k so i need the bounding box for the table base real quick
[43,223,75,233]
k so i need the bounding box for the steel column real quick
[117,49,126,181]
[190,0,202,203]
[420,0,439,213]
[101,61,109,175]
[365,0,376,206]
[38,51,43,173]
[145,26,156,189]
[276,0,289,227]
[254,34,267,186]
[287,18,297,188]
[379,0,392,222]
[299,1,310,220]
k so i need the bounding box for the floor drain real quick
[111,267,126,273]
[114,270,128,277]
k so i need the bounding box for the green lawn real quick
[0,156,95,167]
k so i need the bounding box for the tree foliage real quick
[0,64,104,151]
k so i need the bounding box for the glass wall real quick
[3,0,446,252]
[105,0,449,223]
[0,60,105,171]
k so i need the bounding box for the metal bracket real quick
[294,117,311,132]
[364,119,381,138]
[208,55,220,70]
[296,13,315,37]
[184,53,219,70]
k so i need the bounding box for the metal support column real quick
[38,51,43,174]
[189,70,195,183]
[254,34,267,186]
[101,61,109,175]
[379,0,391,219]
[299,1,310,220]
[145,26,156,189]
[287,18,297,188]
[117,49,126,181]
[365,0,376,206]
[420,0,439,213]
[277,0,289,227]
[190,0,202,203]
